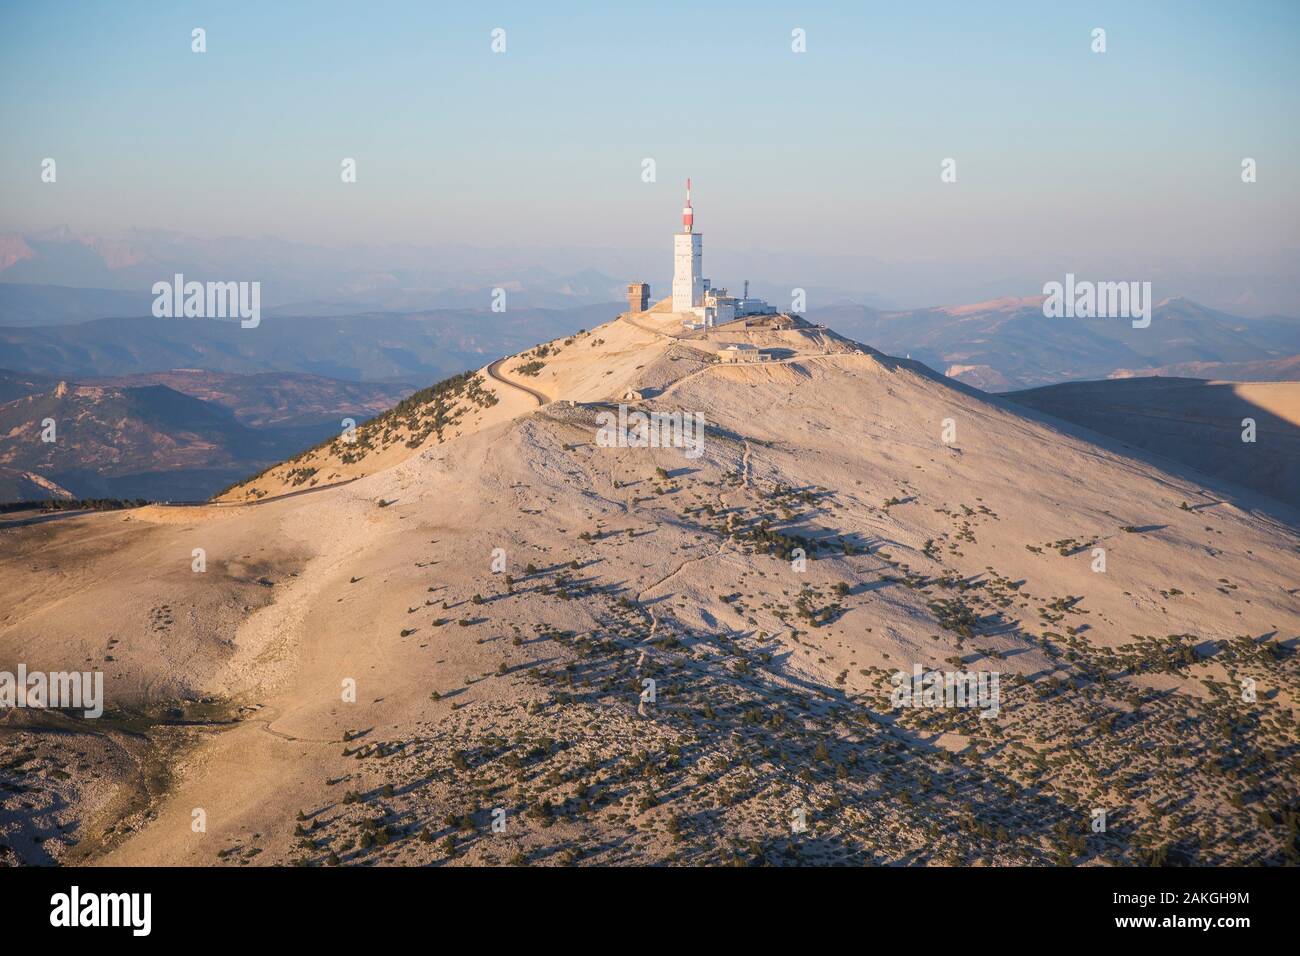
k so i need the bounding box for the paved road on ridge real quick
[620,312,683,340]
[486,357,550,406]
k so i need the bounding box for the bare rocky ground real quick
[2,310,1298,867]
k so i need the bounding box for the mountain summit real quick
[2,305,1297,867]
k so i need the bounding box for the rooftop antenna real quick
[682,178,693,233]
[743,279,749,299]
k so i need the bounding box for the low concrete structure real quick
[718,343,772,363]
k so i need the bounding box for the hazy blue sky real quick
[2,0,1297,305]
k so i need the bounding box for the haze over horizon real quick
[2,1,1298,313]
[3,1,1300,908]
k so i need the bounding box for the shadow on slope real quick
[1003,377,1300,515]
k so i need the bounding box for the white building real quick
[734,279,776,318]
[700,288,736,327]
[672,178,704,313]
[665,179,776,325]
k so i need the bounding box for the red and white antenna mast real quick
[682,178,694,232]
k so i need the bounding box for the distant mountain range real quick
[5,227,1299,318]
[76,369,411,428]
[808,296,1300,391]
[0,304,618,383]
[6,280,1297,393]
[3,277,1298,503]
[0,282,157,327]
[0,229,631,311]
[1109,354,1300,383]
[0,292,619,502]
[0,370,409,501]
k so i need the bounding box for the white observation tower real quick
[672,178,704,313]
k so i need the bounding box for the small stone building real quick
[627,282,650,313]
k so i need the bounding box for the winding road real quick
[486,357,550,406]
[620,312,682,340]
